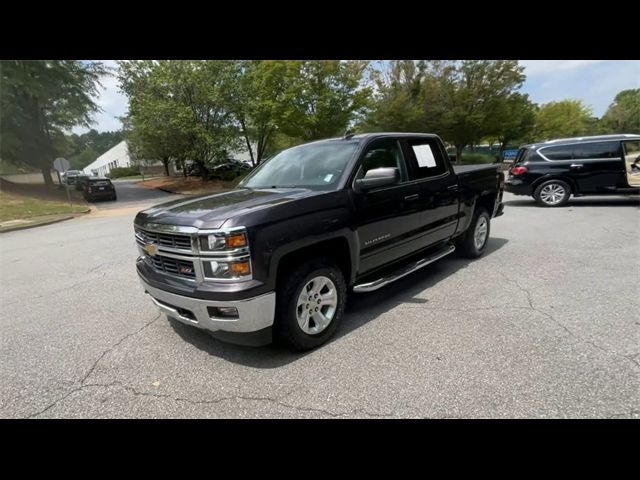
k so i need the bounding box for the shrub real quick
[107,166,140,179]
[219,170,238,181]
[458,153,499,165]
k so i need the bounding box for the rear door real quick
[570,141,626,192]
[622,140,640,187]
[402,137,460,249]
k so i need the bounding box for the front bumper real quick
[139,275,276,340]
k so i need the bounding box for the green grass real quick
[0,191,89,222]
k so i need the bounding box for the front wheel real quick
[274,259,347,351]
[456,208,491,259]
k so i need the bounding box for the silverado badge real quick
[144,243,158,257]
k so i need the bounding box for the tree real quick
[487,93,536,153]
[63,129,125,170]
[602,89,640,134]
[119,60,188,176]
[69,145,99,170]
[0,60,106,185]
[533,100,593,140]
[362,60,428,132]
[224,60,301,166]
[280,60,371,141]
[119,60,240,178]
[426,60,527,161]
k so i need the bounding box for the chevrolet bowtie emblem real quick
[144,243,158,257]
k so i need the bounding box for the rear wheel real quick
[274,259,347,351]
[534,180,571,207]
[456,208,490,259]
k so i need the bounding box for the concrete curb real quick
[155,187,188,195]
[0,210,91,233]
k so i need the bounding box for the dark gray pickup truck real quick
[135,132,505,350]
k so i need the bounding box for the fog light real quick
[208,306,239,319]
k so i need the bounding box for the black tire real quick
[533,179,571,207]
[455,208,491,259]
[111,194,117,201]
[274,258,347,351]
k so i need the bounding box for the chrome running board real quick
[353,244,456,293]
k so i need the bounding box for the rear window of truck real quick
[406,138,448,179]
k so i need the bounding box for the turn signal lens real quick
[229,261,251,276]
[226,232,248,249]
[511,166,528,175]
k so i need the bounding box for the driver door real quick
[350,138,421,275]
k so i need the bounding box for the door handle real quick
[447,184,459,191]
[570,163,584,168]
[404,194,419,201]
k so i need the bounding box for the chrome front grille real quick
[148,255,196,278]
[135,223,252,283]
[135,228,192,252]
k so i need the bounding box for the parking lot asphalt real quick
[0,188,638,418]
[88,179,181,210]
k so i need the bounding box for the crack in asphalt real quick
[26,310,394,419]
[79,312,162,385]
[26,312,162,419]
[30,379,396,418]
[399,305,534,312]
[625,353,640,367]
[607,409,640,419]
[85,262,117,274]
[505,275,640,372]
[510,278,575,337]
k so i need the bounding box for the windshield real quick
[239,141,358,190]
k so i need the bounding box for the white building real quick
[83,140,132,177]
[83,139,257,177]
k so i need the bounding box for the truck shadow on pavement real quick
[168,237,509,368]
[504,197,640,208]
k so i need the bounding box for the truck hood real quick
[136,187,323,229]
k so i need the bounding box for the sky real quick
[77,60,640,134]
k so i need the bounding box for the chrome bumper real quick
[139,278,276,334]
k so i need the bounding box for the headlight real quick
[201,229,248,251]
[200,227,252,281]
[206,259,251,280]
[207,234,227,250]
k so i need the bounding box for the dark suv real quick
[505,134,640,206]
[82,177,117,202]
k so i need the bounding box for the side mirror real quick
[354,167,399,192]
